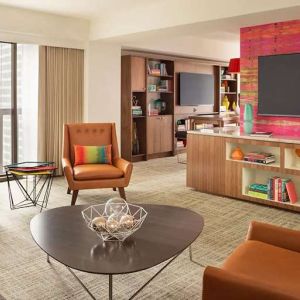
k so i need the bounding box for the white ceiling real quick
[0,0,161,20]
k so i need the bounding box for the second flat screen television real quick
[179,72,214,106]
[258,53,300,117]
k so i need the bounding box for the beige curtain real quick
[38,46,84,174]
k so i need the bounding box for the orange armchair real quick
[203,221,300,300]
[62,123,133,205]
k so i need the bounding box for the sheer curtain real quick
[17,44,39,162]
[38,46,84,174]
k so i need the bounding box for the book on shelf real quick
[248,190,268,200]
[147,62,168,76]
[244,152,276,164]
[132,105,143,116]
[286,181,298,204]
[250,131,273,137]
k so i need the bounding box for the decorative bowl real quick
[82,198,147,242]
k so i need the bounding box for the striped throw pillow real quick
[74,145,112,166]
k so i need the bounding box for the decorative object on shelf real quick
[295,149,300,157]
[148,84,156,92]
[228,58,240,74]
[131,96,143,116]
[132,121,140,155]
[232,101,237,111]
[82,197,148,242]
[222,96,230,111]
[231,147,244,160]
[243,103,253,134]
[154,99,167,114]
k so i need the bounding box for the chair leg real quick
[71,190,79,206]
[113,187,116,191]
[118,187,126,200]
[67,187,71,194]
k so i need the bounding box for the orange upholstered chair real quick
[62,123,133,205]
[203,221,300,300]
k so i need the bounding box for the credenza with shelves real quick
[187,128,300,212]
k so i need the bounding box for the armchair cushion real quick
[74,145,112,166]
[223,240,300,298]
[73,164,124,181]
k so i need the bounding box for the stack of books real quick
[244,152,276,164]
[132,106,143,116]
[147,63,168,76]
[148,108,159,116]
[158,80,169,92]
[248,183,268,200]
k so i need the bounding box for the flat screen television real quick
[258,53,300,117]
[179,72,214,106]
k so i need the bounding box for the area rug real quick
[0,156,299,299]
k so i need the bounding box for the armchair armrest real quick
[62,157,74,184]
[203,266,297,300]
[113,158,133,185]
[246,221,300,253]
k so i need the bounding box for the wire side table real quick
[5,162,56,212]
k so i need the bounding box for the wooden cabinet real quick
[131,56,146,92]
[147,115,173,155]
[160,115,173,152]
[187,134,225,195]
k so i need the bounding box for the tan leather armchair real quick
[203,221,300,300]
[62,123,133,205]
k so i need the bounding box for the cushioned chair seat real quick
[223,240,300,298]
[74,164,124,181]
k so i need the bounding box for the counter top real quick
[188,127,300,145]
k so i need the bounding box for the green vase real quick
[244,103,253,134]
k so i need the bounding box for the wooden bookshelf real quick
[121,52,229,161]
[219,66,240,112]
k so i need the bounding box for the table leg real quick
[189,245,205,267]
[47,254,50,263]
[109,274,113,300]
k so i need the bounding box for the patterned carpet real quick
[0,156,299,299]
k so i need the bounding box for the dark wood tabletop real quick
[30,204,204,275]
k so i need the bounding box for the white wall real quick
[85,36,239,139]
[86,41,121,140]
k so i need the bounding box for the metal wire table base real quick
[46,245,204,300]
[6,171,54,212]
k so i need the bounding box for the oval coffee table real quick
[30,204,204,299]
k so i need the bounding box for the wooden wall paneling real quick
[225,161,243,198]
[174,60,216,115]
[131,56,146,92]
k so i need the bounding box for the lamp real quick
[228,58,240,73]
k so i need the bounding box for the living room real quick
[0,1,300,299]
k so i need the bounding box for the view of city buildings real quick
[0,43,38,168]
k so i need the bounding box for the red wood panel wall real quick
[240,20,300,136]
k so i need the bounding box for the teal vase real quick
[244,103,253,134]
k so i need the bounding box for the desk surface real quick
[188,127,300,145]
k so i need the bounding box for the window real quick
[0,42,38,169]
